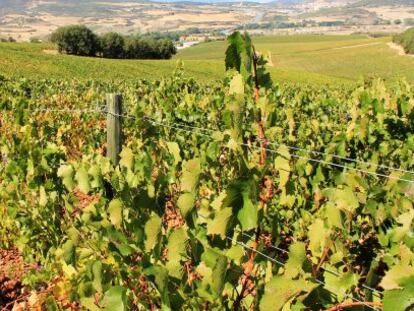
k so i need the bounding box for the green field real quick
[0,35,413,86]
[177,35,414,84]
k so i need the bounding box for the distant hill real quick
[0,0,29,10]
[351,0,414,6]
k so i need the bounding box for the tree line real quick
[51,25,177,59]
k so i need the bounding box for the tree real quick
[100,32,125,59]
[51,25,100,56]
[124,37,153,59]
[157,39,177,59]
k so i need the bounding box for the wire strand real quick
[264,140,414,176]
[144,117,414,177]
[145,118,414,184]
[30,108,104,114]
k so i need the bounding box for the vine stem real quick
[233,230,260,310]
[324,301,383,311]
[233,46,265,311]
[1,287,53,311]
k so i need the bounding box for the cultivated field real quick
[1,35,414,86]
[177,35,414,83]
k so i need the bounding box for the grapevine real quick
[0,32,414,310]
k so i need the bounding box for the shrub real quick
[100,32,125,59]
[156,39,177,59]
[125,37,177,59]
[51,25,100,56]
[393,27,414,54]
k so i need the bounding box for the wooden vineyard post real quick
[106,93,123,166]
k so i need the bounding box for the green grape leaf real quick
[383,276,414,311]
[308,218,327,258]
[323,187,359,213]
[144,213,162,252]
[166,228,188,278]
[380,263,414,290]
[237,195,257,231]
[275,156,291,172]
[200,248,228,297]
[324,271,358,301]
[39,186,47,207]
[211,254,227,295]
[207,207,233,239]
[260,276,317,311]
[177,192,196,218]
[92,260,103,293]
[101,286,127,311]
[62,239,75,265]
[145,265,170,308]
[226,245,244,263]
[57,164,74,191]
[80,298,101,311]
[75,167,90,194]
[325,202,344,229]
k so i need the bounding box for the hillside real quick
[0,35,413,86]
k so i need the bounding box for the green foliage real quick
[100,32,125,59]
[51,25,100,56]
[124,37,177,60]
[51,25,177,60]
[393,27,414,54]
[1,33,414,310]
[225,31,272,89]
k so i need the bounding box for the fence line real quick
[26,108,414,177]
[142,115,414,178]
[143,117,414,184]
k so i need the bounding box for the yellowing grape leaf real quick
[380,263,414,290]
[284,242,306,279]
[108,199,123,228]
[229,73,244,95]
[75,167,90,194]
[308,219,326,259]
[166,142,182,165]
[119,147,134,170]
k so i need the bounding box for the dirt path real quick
[42,49,59,55]
[387,42,414,57]
[331,42,382,50]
